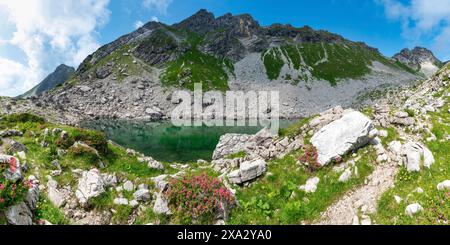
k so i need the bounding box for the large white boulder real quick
[401,142,434,172]
[311,110,376,166]
[75,169,105,205]
[228,159,267,184]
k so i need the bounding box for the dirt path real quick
[314,160,399,225]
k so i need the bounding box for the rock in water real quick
[75,169,105,206]
[311,110,376,166]
[402,142,434,172]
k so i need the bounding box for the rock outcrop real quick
[393,47,442,77]
[75,169,105,206]
[401,141,434,172]
[228,159,267,185]
[311,110,377,166]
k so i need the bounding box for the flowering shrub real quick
[166,172,235,224]
[0,159,31,211]
[299,145,321,171]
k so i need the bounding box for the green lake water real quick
[82,120,297,163]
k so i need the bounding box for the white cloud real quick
[0,57,38,97]
[0,0,111,97]
[135,20,144,29]
[151,16,159,22]
[143,0,173,14]
[377,0,450,59]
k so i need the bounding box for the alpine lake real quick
[81,119,297,163]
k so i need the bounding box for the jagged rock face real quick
[19,64,75,99]
[75,169,105,205]
[393,47,442,76]
[174,9,218,34]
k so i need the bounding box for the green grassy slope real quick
[262,42,418,85]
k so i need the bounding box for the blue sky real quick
[1,0,450,96]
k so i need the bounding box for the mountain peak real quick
[174,9,216,34]
[55,64,73,70]
[393,46,442,77]
[18,64,75,99]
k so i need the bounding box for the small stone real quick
[437,180,450,191]
[395,111,409,118]
[405,203,423,217]
[388,141,402,154]
[133,189,151,202]
[299,177,320,193]
[394,195,403,204]
[376,154,388,163]
[129,200,139,208]
[123,181,134,192]
[113,198,129,206]
[339,168,352,183]
[378,130,388,138]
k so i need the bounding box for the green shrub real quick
[298,145,321,171]
[71,129,108,155]
[405,108,415,117]
[34,196,70,225]
[225,151,247,160]
[166,172,235,224]
[1,113,45,124]
[56,128,108,155]
[0,159,31,211]
[68,144,100,164]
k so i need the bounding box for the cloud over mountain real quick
[377,0,450,60]
[0,0,111,96]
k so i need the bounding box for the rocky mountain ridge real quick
[8,9,423,124]
[393,47,442,77]
[3,10,421,123]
